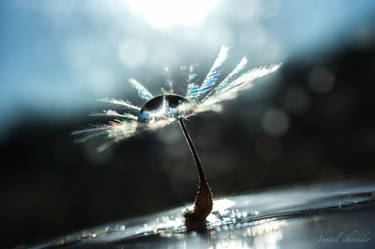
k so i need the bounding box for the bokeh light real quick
[128,0,217,29]
[262,108,290,137]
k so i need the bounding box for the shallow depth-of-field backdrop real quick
[2,0,375,247]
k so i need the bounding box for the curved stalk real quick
[178,118,213,224]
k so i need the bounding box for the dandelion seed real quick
[72,46,281,229]
[73,46,280,150]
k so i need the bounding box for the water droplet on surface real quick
[138,94,193,123]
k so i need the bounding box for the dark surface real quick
[29,181,375,249]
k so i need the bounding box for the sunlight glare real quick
[129,0,217,29]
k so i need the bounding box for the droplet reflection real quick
[138,94,194,124]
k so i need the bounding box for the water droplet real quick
[138,94,193,123]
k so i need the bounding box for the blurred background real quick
[2,0,375,248]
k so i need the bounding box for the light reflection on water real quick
[209,219,286,249]
[31,181,375,249]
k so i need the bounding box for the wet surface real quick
[31,181,375,249]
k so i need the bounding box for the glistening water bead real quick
[138,93,213,229]
[73,46,281,148]
[73,46,282,230]
[138,94,193,124]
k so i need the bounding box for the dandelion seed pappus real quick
[72,46,281,228]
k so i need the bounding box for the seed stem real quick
[178,118,213,223]
[178,119,206,184]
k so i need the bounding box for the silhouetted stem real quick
[179,118,213,225]
[178,119,206,184]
